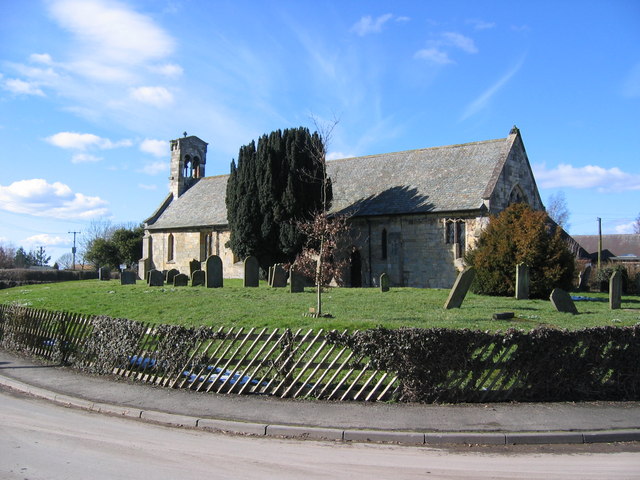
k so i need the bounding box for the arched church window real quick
[183,155,193,178]
[508,185,528,206]
[167,233,175,262]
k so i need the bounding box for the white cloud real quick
[3,78,45,96]
[48,0,174,65]
[71,153,103,163]
[29,53,54,65]
[533,163,640,192]
[24,234,67,247]
[460,55,525,120]
[130,86,173,107]
[441,32,478,54]
[327,151,356,161]
[415,32,478,65]
[0,179,109,219]
[140,139,168,157]
[414,48,453,64]
[150,63,183,77]
[614,222,636,234]
[351,14,394,36]
[138,183,158,191]
[46,132,132,150]
[139,161,167,176]
[467,19,496,31]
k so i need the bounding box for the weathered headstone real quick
[549,288,578,314]
[148,269,164,287]
[173,273,189,287]
[271,264,287,288]
[290,266,304,293]
[578,265,592,292]
[205,255,223,288]
[492,312,514,320]
[166,268,179,284]
[380,272,390,292]
[120,271,136,285]
[244,256,259,287]
[99,267,110,281]
[191,270,205,287]
[515,263,530,300]
[443,267,476,309]
[268,266,274,286]
[610,270,622,310]
[189,259,201,277]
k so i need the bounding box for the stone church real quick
[139,126,544,288]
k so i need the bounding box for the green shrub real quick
[594,264,630,293]
[465,203,575,298]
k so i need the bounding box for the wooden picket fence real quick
[0,305,399,402]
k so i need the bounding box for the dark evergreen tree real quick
[226,127,331,267]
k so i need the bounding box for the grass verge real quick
[1,279,639,331]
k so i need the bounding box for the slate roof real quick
[147,135,512,230]
[148,175,229,230]
[572,234,640,257]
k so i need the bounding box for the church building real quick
[139,127,544,288]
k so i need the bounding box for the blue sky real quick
[1,0,639,263]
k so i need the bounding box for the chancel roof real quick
[147,135,513,230]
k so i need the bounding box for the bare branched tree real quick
[294,116,348,317]
[546,191,570,230]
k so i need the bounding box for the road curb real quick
[2,374,640,446]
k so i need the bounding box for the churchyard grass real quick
[1,279,638,331]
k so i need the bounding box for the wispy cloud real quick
[140,139,168,157]
[24,234,67,247]
[414,32,478,65]
[129,86,174,107]
[460,55,525,120]
[622,62,640,98]
[614,221,636,234]
[71,153,103,164]
[466,19,496,31]
[139,161,167,176]
[45,132,132,150]
[414,48,453,65]
[351,13,394,36]
[0,179,109,219]
[138,183,158,191]
[533,163,640,192]
[3,78,45,96]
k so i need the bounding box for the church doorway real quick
[350,249,362,287]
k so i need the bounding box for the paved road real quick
[2,389,639,480]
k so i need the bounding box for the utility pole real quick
[596,217,602,270]
[68,231,81,270]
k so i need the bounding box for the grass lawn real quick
[1,279,639,331]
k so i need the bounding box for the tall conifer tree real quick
[226,127,330,267]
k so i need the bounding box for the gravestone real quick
[166,268,179,284]
[205,255,223,288]
[609,270,622,310]
[244,256,259,287]
[549,288,578,314]
[578,265,592,292]
[148,269,164,287]
[443,267,475,309]
[271,264,287,288]
[289,265,304,293]
[189,259,201,277]
[99,267,110,281]
[191,270,205,287]
[515,263,529,300]
[174,273,189,287]
[268,266,274,286]
[120,271,136,285]
[380,273,390,292]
